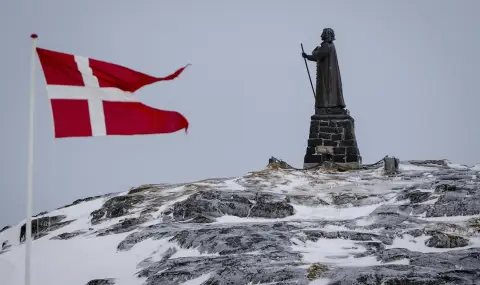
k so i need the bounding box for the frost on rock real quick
[1,160,480,285]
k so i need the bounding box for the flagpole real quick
[25,33,38,285]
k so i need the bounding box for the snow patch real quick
[292,238,409,267]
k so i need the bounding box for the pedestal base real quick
[303,108,362,169]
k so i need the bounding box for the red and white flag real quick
[36,47,190,138]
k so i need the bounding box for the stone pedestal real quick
[303,108,362,169]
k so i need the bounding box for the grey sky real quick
[1,0,479,227]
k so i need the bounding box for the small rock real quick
[435,183,457,193]
[307,263,329,280]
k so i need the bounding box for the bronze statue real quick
[302,28,345,109]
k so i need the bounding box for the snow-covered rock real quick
[1,160,480,285]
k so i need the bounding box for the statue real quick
[301,28,362,169]
[302,28,346,110]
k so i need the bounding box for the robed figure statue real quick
[302,28,345,109]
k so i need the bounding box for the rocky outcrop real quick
[169,191,294,222]
[2,159,480,285]
[120,161,480,284]
[426,192,480,217]
[90,195,144,225]
[19,215,73,243]
[425,232,469,248]
[96,216,150,236]
[51,230,86,240]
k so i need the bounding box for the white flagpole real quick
[25,33,38,285]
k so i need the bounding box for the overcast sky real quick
[1,0,479,227]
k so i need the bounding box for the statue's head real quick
[321,28,335,42]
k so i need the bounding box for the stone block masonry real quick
[304,109,362,169]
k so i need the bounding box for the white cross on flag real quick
[36,47,190,138]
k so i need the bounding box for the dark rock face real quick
[397,190,432,204]
[288,195,329,206]
[326,264,479,285]
[95,216,150,237]
[90,195,144,225]
[304,230,393,245]
[426,192,480,217]
[425,232,469,248]
[331,193,384,206]
[435,182,458,193]
[0,225,10,234]
[171,191,252,221]
[19,215,73,243]
[50,230,86,240]
[250,200,294,218]
[170,191,294,222]
[86,279,115,285]
[137,254,309,285]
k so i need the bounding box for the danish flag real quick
[36,47,189,138]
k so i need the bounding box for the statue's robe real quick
[306,41,346,109]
